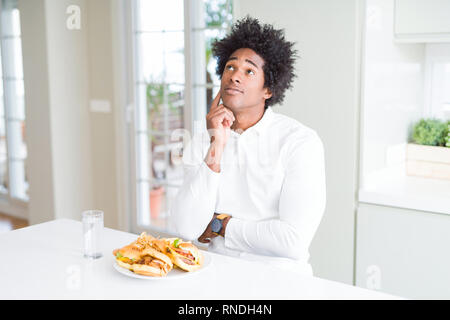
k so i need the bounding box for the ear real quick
[263,87,272,100]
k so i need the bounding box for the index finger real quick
[197,234,211,243]
[210,91,221,111]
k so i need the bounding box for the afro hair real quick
[212,16,298,108]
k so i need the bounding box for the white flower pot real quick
[406,143,450,180]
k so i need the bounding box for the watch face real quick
[211,218,222,233]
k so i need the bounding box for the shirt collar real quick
[231,107,274,136]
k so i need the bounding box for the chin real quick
[221,96,242,111]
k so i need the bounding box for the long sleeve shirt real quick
[170,107,326,276]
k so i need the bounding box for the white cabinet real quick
[355,203,450,299]
[394,0,450,42]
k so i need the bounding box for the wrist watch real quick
[211,214,230,236]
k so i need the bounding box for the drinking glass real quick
[82,210,104,259]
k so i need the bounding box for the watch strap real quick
[216,213,229,220]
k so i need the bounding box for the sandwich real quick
[113,233,173,277]
[164,238,204,272]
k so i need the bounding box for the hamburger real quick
[165,238,204,272]
[113,233,173,277]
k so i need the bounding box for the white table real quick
[0,219,402,299]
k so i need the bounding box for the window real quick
[0,0,28,202]
[131,0,233,232]
[424,44,450,120]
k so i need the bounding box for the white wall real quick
[45,0,94,221]
[21,0,95,224]
[86,0,119,229]
[20,0,120,227]
[19,0,55,224]
[234,0,363,284]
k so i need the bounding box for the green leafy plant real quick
[146,81,183,189]
[146,82,183,143]
[204,0,233,105]
[411,118,449,147]
[445,121,450,147]
[146,83,179,124]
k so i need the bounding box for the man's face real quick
[220,48,272,112]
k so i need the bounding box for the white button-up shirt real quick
[170,107,326,276]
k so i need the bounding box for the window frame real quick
[126,0,233,235]
[0,0,29,214]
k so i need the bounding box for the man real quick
[170,17,326,276]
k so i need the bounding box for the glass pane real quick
[0,13,5,194]
[149,189,168,228]
[442,64,450,115]
[149,118,184,183]
[191,0,233,115]
[3,79,24,120]
[147,83,185,225]
[191,0,233,29]
[9,159,27,200]
[0,44,2,77]
[0,129,6,153]
[7,120,26,160]
[165,51,185,83]
[164,32,185,83]
[1,1,21,37]
[204,28,227,86]
[150,183,184,231]
[136,132,150,181]
[195,85,220,114]
[0,158,7,194]
[136,0,184,32]
[136,83,148,132]
[11,7,21,36]
[136,32,184,83]
[164,31,184,54]
[0,86,4,121]
[136,33,165,82]
[0,114,5,137]
[149,151,184,227]
[137,180,150,226]
[147,83,184,132]
[208,85,220,111]
[1,38,23,78]
[0,0,27,200]
[430,62,450,120]
[0,115,7,195]
[204,0,233,29]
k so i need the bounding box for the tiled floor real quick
[0,213,28,233]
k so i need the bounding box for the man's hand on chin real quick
[198,213,231,243]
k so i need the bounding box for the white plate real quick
[113,251,212,280]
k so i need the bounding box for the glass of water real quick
[82,210,104,259]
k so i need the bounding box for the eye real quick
[247,69,255,75]
[225,65,234,71]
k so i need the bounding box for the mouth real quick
[224,87,244,94]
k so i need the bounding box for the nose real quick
[230,70,241,84]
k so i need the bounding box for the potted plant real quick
[406,118,450,180]
[149,183,164,220]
